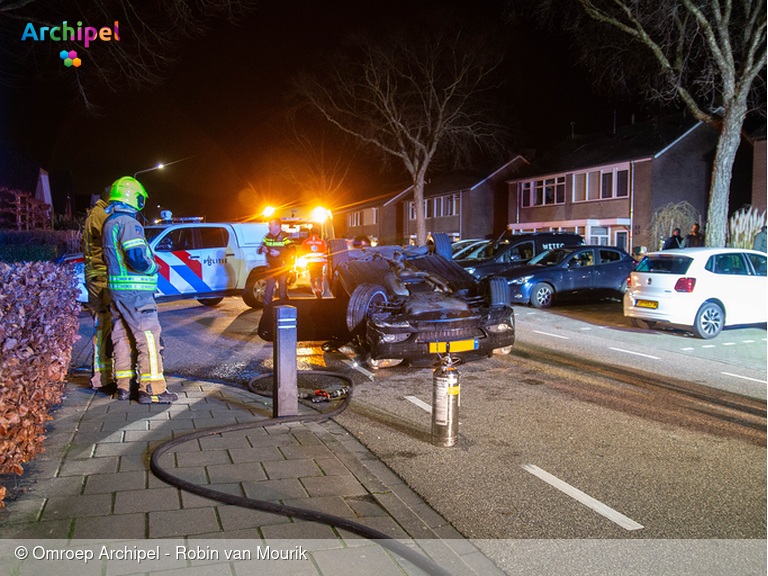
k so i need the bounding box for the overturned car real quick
[326,238,515,367]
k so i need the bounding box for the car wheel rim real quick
[536,288,552,307]
[700,307,722,335]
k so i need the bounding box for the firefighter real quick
[259,217,296,303]
[102,176,177,404]
[82,188,114,393]
[301,231,327,298]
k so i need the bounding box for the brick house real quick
[338,156,528,244]
[506,113,756,254]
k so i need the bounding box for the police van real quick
[62,218,273,308]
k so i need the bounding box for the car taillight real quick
[626,275,632,288]
[674,277,696,292]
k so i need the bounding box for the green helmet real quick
[109,176,147,211]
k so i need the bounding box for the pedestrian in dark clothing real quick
[685,223,704,247]
[663,228,684,250]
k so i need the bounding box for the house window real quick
[521,177,565,207]
[444,194,459,216]
[349,211,361,227]
[615,231,628,251]
[408,201,416,220]
[589,226,609,245]
[572,164,630,202]
[372,207,379,225]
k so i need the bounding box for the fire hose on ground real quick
[149,370,455,576]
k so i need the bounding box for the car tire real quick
[197,297,224,306]
[243,269,268,308]
[530,282,554,308]
[692,301,724,339]
[328,238,350,273]
[346,283,388,335]
[428,233,453,259]
[487,276,510,307]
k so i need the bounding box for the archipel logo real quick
[21,21,120,67]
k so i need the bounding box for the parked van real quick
[455,232,584,279]
[60,221,272,307]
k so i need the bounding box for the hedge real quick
[0,261,81,506]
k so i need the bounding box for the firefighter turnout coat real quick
[102,204,168,395]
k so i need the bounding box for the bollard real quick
[431,354,460,447]
[273,305,298,417]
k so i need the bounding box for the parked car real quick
[324,237,515,368]
[451,238,490,260]
[56,220,271,307]
[456,232,584,279]
[624,247,767,339]
[499,245,636,308]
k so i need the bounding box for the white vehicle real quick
[624,247,767,339]
[61,220,274,308]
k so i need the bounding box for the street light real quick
[133,163,165,178]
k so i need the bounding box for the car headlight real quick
[487,322,512,333]
[508,275,533,285]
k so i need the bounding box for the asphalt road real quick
[70,295,767,573]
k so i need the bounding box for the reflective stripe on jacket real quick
[102,205,158,292]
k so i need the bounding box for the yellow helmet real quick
[109,176,147,211]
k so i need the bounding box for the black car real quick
[326,239,515,368]
[500,245,636,308]
[456,232,584,279]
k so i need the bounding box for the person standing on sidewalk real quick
[82,188,114,394]
[685,223,705,247]
[102,176,177,404]
[662,228,684,250]
[260,217,296,303]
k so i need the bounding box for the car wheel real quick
[243,269,268,308]
[428,233,453,259]
[487,276,510,307]
[530,282,554,308]
[197,297,223,306]
[620,279,628,294]
[346,283,388,335]
[692,301,724,339]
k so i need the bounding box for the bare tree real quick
[535,0,766,247]
[279,107,357,202]
[1,0,257,113]
[296,29,507,246]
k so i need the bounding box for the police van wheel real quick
[198,298,224,307]
[243,271,268,308]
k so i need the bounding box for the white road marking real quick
[405,395,432,413]
[721,372,767,384]
[533,330,570,340]
[608,347,660,360]
[741,340,756,344]
[722,342,736,346]
[580,327,592,331]
[522,464,644,531]
[342,359,375,380]
[681,347,695,351]
[702,344,716,349]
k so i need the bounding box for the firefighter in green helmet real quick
[102,176,177,403]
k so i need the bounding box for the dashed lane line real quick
[522,464,644,531]
[608,347,660,360]
[721,372,767,384]
[533,330,570,340]
[405,395,432,413]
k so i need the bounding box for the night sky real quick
[2,1,645,222]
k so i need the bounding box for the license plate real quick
[636,299,658,309]
[428,339,479,353]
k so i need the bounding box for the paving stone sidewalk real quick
[0,375,505,576]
